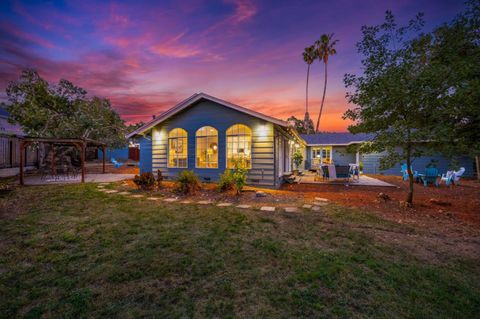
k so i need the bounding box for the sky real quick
[0,0,466,131]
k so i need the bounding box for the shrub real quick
[157,169,163,188]
[133,172,155,190]
[218,159,248,195]
[218,169,235,192]
[176,170,201,194]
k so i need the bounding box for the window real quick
[312,146,332,165]
[168,128,188,168]
[196,126,218,168]
[226,124,252,169]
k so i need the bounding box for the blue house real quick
[129,93,475,187]
[128,93,305,188]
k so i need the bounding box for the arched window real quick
[168,128,188,168]
[226,124,252,169]
[196,126,218,168]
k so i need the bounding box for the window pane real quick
[196,126,218,168]
[168,129,188,168]
[226,124,251,169]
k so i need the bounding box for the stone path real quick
[96,187,332,213]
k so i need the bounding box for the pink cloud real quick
[151,32,201,58]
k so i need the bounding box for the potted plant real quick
[292,149,304,175]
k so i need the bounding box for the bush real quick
[176,170,201,194]
[293,149,303,170]
[218,169,235,192]
[133,172,156,190]
[218,159,248,195]
[157,169,163,188]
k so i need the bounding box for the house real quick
[129,93,476,187]
[0,107,39,177]
[301,132,475,177]
[128,93,305,188]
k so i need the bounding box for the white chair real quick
[441,167,465,186]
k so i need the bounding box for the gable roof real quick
[300,132,373,146]
[128,93,288,138]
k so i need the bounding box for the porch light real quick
[257,124,268,137]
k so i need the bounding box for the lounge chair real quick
[440,167,465,186]
[401,163,418,181]
[111,157,123,169]
[420,167,439,187]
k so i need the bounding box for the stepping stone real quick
[311,206,321,212]
[164,198,178,202]
[260,206,275,212]
[236,204,251,209]
[96,185,105,188]
[118,191,130,195]
[284,207,299,213]
[147,197,160,201]
[217,203,232,207]
[315,197,329,202]
[197,200,213,205]
[302,204,312,209]
[180,200,192,204]
[130,194,144,198]
[104,190,118,194]
[313,202,329,206]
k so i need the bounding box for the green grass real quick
[0,184,479,318]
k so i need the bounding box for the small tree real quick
[343,12,436,206]
[293,149,304,171]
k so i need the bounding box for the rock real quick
[217,203,232,207]
[284,207,299,213]
[236,204,251,209]
[399,201,412,208]
[377,192,390,202]
[197,200,213,205]
[256,191,267,197]
[260,206,275,212]
[313,202,328,206]
[164,198,178,202]
[315,197,329,202]
[302,204,312,209]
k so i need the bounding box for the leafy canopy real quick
[6,69,127,147]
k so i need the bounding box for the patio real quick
[296,171,396,187]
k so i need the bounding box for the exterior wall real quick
[98,147,129,161]
[362,152,475,177]
[138,136,152,174]
[305,145,356,169]
[149,100,277,187]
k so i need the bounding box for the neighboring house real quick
[301,132,475,177]
[128,93,305,188]
[0,107,39,177]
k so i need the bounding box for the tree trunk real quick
[476,156,480,181]
[305,64,310,134]
[315,62,328,132]
[406,147,414,205]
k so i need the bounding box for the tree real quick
[287,115,313,134]
[6,69,127,148]
[343,12,437,205]
[314,34,338,132]
[302,45,317,134]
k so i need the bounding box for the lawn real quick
[1,184,479,318]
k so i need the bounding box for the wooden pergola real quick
[19,137,107,185]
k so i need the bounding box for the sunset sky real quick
[0,0,465,131]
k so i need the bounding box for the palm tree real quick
[314,34,338,133]
[302,45,316,134]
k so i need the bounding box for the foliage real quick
[292,149,304,169]
[156,169,163,189]
[175,170,201,194]
[302,45,317,134]
[5,69,127,148]
[218,169,235,192]
[133,172,156,190]
[127,121,145,134]
[231,158,248,195]
[287,116,313,134]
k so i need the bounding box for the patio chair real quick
[401,163,418,181]
[111,157,123,169]
[420,167,439,187]
[440,167,465,186]
[335,165,350,180]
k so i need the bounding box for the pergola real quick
[19,137,107,185]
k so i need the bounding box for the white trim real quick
[127,93,288,138]
[306,141,366,146]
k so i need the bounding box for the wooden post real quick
[102,146,106,174]
[19,141,25,185]
[476,156,480,181]
[51,144,55,175]
[80,142,86,183]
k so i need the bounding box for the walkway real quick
[22,174,135,186]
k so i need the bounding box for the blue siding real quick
[362,152,475,177]
[149,100,278,186]
[139,136,152,174]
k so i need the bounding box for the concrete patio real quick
[20,173,135,186]
[297,172,396,187]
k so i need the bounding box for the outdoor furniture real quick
[335,165,350,180]
[420,167,439,187]
[282,173,296,184]
[111,157,123,168]
[440,167,465,186]
[349,163,360,180]
[401,163,418,181]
